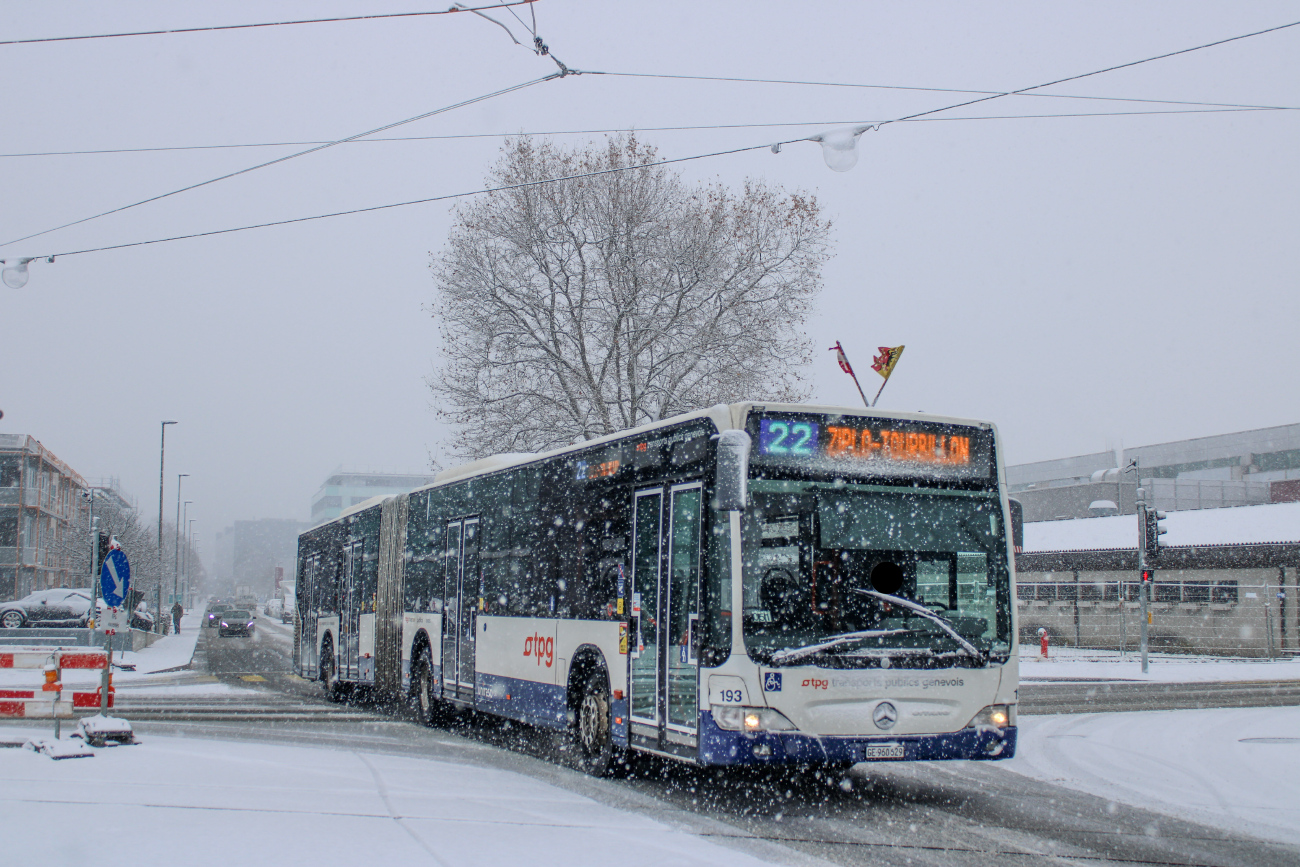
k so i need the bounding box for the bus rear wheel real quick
[320,642,340,702]
[412,649,437,725]
[574,670,623,777]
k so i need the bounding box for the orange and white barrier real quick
[0,648,113,718]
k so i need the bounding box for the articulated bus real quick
[293,403,1019,775]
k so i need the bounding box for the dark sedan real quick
[0,589,94,629]
[218,609,255,637]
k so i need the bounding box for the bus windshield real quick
[740,481,1012,667]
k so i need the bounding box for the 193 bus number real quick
[718,689,744,703]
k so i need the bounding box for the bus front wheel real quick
[575,670,623,777]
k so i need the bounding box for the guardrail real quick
[0,627,158,652]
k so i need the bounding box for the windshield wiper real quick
[853,589,988,665]
[768,628,913,665]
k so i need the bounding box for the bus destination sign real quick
[751,413,993,481]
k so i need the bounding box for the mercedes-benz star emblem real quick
[873,701,898,730]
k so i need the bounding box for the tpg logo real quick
[523,634,554,667]
[801,678,829,690]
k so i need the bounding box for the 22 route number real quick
[762,420,818,456]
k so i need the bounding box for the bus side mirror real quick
[714,430,752,511]
[1008,497,1024,554]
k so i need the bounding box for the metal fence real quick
[1016,582,1292,658]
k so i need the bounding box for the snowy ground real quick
[0,729,780,867]
[1009,705,1300,847]
[1018,644,1300,682]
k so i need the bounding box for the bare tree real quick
[429,134,832,459]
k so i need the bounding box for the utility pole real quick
[1137,488,1150,674]
[1136,483,1167,675]
[157,421,177,633]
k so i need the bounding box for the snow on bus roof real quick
[1022,500,1300,552]
[417,402,1000,494]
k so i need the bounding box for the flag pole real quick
[831,341,871,408]
[869,344,904,407]
[871,376,889,407]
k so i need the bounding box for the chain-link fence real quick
[1016,579,1293,658]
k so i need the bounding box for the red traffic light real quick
[1141,569,1153,583]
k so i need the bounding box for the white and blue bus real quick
[294,403,1019,775]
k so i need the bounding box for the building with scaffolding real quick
[0,434,90,600]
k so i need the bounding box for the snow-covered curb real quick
[1019,646,1300,683]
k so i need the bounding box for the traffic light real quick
[1141,569,1153,584]
[96,530,111,573]
[1143,506,1167,557]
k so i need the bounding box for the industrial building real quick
[213,518,309,600]
[1007,423,1300,522]
[1014,502,1297,657]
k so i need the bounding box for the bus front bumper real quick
[698,710,1016,766]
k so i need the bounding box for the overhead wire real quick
[876,17,1300,128]
[0,2,538,46]
[0,72,567,248]
[47,142,772,259]
[593,70,1298,112]
[15,17,1300,262]
[0,105,1287,160]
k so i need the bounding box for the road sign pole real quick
[101,629,112,716]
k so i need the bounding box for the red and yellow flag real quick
[870,345,904,380]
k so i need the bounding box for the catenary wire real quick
[593,70,1298,112]
[46,143,772,258]
[0,2,538,46]
[30,103,1289,257]
[0,73,564,248]
[21,18,1300,261]
[0,106,1285,159]
[879,18,1300,127]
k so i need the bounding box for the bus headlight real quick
[967,704,1013,729]
[712,706,798,733]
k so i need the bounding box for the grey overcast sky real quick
[1,1,1297,565]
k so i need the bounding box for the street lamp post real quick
[185,519,196,605]
[157,421,177,632]
[173,489,190,629]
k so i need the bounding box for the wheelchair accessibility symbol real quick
[763,672,782,692]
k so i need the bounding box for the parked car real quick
[264,599,283,619]
[129,602,155,632]
[0,589,94,629]
[218,609,255,637]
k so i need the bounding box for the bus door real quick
[441,518,480,703]
[630,483,703,752]
[341,540,362,679]
[300,554,319,675]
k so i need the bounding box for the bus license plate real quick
[863,744,904,760]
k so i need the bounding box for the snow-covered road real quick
[1009,705,1300,848]
[0,730,788,867]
